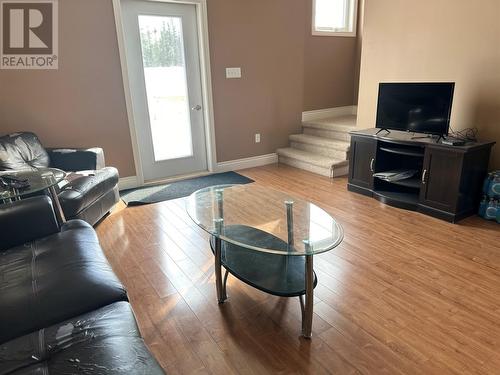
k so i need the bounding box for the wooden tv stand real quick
[347,128,495,222]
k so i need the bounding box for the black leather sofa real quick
[0,196,164,374]
[0,132,120,225]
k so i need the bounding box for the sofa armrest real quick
[0,196,59,251]
[48,148,105,171]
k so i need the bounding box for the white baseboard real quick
[118,175,139,191]
[216,153,278,173]
[302,105,357,122]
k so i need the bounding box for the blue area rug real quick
[120,171,254,206]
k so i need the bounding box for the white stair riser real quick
[290,141,348,159]
[279,156,332,177]
[303,127,352,142]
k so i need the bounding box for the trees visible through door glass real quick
[139,15,194,161]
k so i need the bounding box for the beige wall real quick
[0,0,360,176]
[0,0,136,177]
[357,0,500,169]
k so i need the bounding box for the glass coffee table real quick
[186,184,344,338]
[0,168,67,223]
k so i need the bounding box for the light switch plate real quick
[226,67,241,79]
[255,133,261,143]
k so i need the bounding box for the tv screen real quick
[376,82,455,136]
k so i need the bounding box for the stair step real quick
[276,148,348,178]
[289,134,350,151]
[302,114,357,131]
[278,156,349,177]
[276,113,355,177]
[279,156,334,177]
[289,134,349,159]
[302,115,356,142]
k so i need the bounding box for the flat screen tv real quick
[376,82,455,136]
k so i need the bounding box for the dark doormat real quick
[120,171,254,206]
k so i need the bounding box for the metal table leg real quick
[214,236,227,303]
[49,185,66,224]
[302,254,314,338]
[213,190,227,303]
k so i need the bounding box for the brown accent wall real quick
[209,0,360,161]
[207,0,306,163]
[303,1,359,111]
[357,0,500,169]
[0,0,360,175]
[0,0,136,177]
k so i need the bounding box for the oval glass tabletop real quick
[0,168,66,200]
[186,184,344,256]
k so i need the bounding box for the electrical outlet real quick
[255,133,261,143]
[226,67,242,79]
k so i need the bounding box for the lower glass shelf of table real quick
[209,225,318,298]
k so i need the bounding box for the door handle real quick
[191,105,202,111]
[369,158,375,172]
[422,169,427,184]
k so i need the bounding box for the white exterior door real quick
[121,0,208,182]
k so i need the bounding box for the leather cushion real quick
[70,185,120,226]
[58,167,119,217]
[0,132,49,171]
[0,196,59,251]
[48,147,106,171]
[0,301,165,374]
[0,220,127,344]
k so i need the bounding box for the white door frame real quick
[113,0,217,186]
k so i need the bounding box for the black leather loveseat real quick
[0,196,164,374]
[0,132,119,225]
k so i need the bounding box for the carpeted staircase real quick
[277,114,356,177]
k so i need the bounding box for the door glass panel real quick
[138,15,193,161]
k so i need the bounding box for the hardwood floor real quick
[96,164,500,374]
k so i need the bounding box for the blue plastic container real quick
[484,199,497,220]
[480,170,500,223]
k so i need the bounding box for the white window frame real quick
[312,0,358,37]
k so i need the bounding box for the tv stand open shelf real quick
[379,146,424,158]
[347,128,495,222]
[374,176,421,189]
